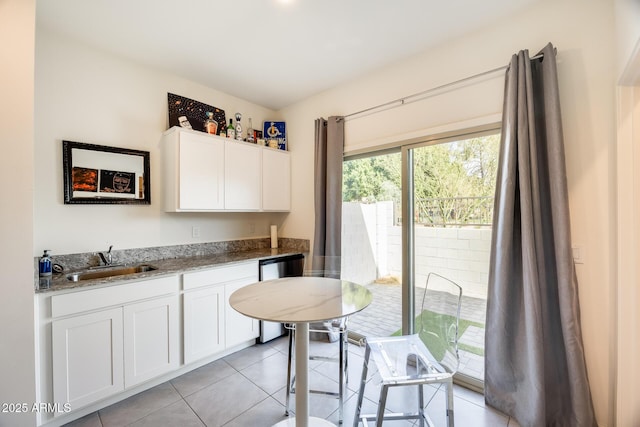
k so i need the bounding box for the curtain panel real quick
[484,43,596,427]
[311,116,344,278]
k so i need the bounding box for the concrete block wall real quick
[405,226,491,299]
[341,202,378,286]
[343,201,491,299]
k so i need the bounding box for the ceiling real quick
[36,0,538,110]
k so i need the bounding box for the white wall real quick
[614,0,640,81]
[34,29,287,256]
[614,1,640,424]
[0,0,37,426]
[281,1,616,425]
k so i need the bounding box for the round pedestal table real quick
[230,277,372,427]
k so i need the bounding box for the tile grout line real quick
[181,393,208,427]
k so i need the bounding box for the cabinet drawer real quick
[51,275,179,318]
[183,261,258,291]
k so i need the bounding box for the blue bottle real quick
[39,250,52,277]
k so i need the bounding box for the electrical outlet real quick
[192,226,201,238]
[248,222,255,234]
[572,245,584,264]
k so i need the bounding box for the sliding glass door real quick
[342,126,499,389]
[341,151,403,341]
[404,132,499,388]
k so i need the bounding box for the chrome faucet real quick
[98,245,114,266]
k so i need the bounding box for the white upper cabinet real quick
[163,129,225,211]
[162,127,290,212]
[262,148,291,211]
[224,140,261,211]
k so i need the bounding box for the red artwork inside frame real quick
[72,167,98,192]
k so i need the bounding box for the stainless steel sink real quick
[66,265,158,282]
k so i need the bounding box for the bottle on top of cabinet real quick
[219,120,227,138]
[204,112,218,135]
[227,119,236,139]
[235,113,243,141]
[246,118,255,143]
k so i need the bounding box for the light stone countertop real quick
[36,247,306,294]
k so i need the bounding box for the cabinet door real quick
[225,141,261,210]
[183,285,225,364]
[179,132,225,210]
[52,308,124,411]
[225,277,260,348]
[262,148,291,211]
[123,296,179,387]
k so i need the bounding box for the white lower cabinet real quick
[183,285,225,364]
[48,276,179,416]
[41,261,266,424]
[182,260,259,362]
[52,307,124,411]
[224,277,260,348]
[123,295,179,387]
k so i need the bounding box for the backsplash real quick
[37,238,310,273]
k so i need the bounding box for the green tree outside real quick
[343,134,500,227]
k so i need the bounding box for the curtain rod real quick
[343,50,550,121]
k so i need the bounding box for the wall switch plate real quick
[192,226,201,238]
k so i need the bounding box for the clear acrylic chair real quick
[353,272,462,427]
[284,318,349,423]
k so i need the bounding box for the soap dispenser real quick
[39,250,52,277]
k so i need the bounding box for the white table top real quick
[229,276,372,323]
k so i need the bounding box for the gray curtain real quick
[311,117,344,278]
[484,43,596,427]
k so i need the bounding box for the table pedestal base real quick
[274,416,335,427]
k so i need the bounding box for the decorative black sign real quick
[167,93,226,135]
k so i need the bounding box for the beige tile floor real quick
[64,336,520,427]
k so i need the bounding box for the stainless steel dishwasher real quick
[258,253,305,343]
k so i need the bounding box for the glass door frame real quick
[343,122,501,390]
[400,124,501,391]
[399,123,501,334]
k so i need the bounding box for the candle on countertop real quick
[270,225,278,249]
